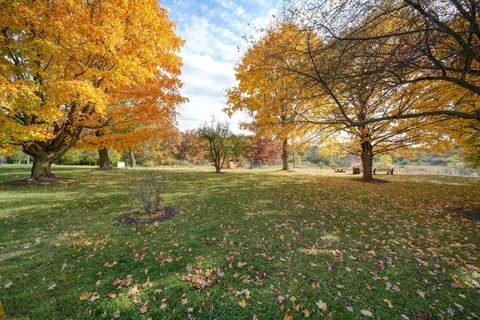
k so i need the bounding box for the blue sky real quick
[161,0,282,132]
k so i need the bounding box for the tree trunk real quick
[214,157,221,173]
[98,147,112,169]
[26,148,70,179]
[361,141,374,181]
[30,157,54,179]
[23,126,80,178]
[129,149,136,167]
[281,138,289,170]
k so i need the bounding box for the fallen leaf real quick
[417,289,426,300]
[141,277,152,288]
[160,298,168,310]
[139,302,149,314]
[89,292,100,302]
[383,298,393,308]
[79,292,93,301]
[238,299,247,308]
[360,309,373,317]
[416,311,432,320]
[127,285,140,296]
[450,281,463,288]
[303,309,310,317]
[316,299,327,312]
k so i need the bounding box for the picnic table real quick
[250,159,262,169]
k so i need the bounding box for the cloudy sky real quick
[162,0,281,133]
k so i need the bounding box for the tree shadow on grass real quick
[0,177,76,187]
[447,207,480,222]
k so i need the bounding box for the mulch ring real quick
[116,207,177,225]
[0,177,76,187]
[447,207,480,222]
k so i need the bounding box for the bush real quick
[134,171,165,214]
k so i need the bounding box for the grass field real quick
[0,165,479,319]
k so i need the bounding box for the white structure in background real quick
[117,161,126,169]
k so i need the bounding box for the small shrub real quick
[134,171,165,214]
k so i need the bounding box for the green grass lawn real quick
[0,165,479,319]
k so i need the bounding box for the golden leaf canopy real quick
[0,0,185,154]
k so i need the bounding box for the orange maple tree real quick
[0,0,185,178]
[227,22,314,170]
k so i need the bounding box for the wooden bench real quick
[373,168,394,175]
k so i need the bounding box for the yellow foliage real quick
[0,0,185,157]
[226,21,317,148]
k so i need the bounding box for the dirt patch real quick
[0,177,76,187]
[348,177,390,183]
[116,207,176,225]
[272,169,297,173]
[447,207,480,222]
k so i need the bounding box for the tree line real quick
[63,126,284,171]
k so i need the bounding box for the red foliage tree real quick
[244,137,282,165]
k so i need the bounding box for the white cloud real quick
[163,0,280,133]
[181,53,234,96]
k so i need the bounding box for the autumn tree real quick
[175,130,209,164]
[272,1,480,172]
[0,0,184,178]
[243,15,451,180]
[229,135,249,163]
[197,121,233,173]
[131,128,181,166]
[227,22,314,171]
[318,80,440,180]
[290,0,480,123]
[244,136,282,165]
